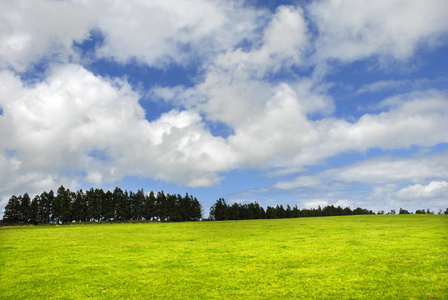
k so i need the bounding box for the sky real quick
[1,0,448,217]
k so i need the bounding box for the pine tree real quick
[114,187,128,221]
[38,191,53,223]
[102,190,115,221]
[156,191,167,221]
[144,191,156,221]
[29,196,39,225]
[3,195,21,223]
[20,193,31,223]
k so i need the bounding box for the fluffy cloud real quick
[395,181,448,200]
[0,0,94,71]
[0,64,240,203]
[272,152,448,211]
[94,0,267,67]
[0,0,267,71]
[309,0,448,62]
[299,90,448,165]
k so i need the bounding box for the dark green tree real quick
[102,190,115,221]
[3,195,21,223]
[291,205,300,218]
[130,189,145,220]
[144,191,156,221]
[29,195,39,225]
[156,191,167,221]
[38,191,53,223]
[114,187,128,221]
[86,188,101,221]
[276,205,286,218]
[190,196,202,221]
[399,208,411,214]
[266,206,277,219]
[55,186,73,224]
[72,190,86,222]
[210,198,228,221]
[20,193,31,223]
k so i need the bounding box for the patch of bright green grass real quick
[1,215,447,299]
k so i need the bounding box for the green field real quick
[1,215,447,299]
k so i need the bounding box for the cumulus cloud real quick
[270,152,448,211]
[309,0,448,62]
[0,64,241,204]
[0,0,267,72]
[94,0,267,67]
[0,0,94,71]
[395,181,448,200]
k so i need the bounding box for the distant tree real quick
[399,208,411,214]
[29,196,39,225]
[276,205,286,218]
[387,209,396,215]
[445,208,448,215]
[190,196,202,221]
[266,206,277,219]
[164,193,177,221]
[114,187,129,221]
[72,190,87,222]
[101,190,115,221]
[415,209,426,214]
[130,189,145,220]
[426,208,434,215]
[55,186,74,224]
[3,195,21,223]
[86,188,101,221]
[144,191,156,221]
[156,191,167,221]
[210,198,228,221]
[20,193,31,223]
[38,191,53,223]
[291,205,300,218]
[377,210,385,215]
[343,207,352,215]
[52,188,63,223]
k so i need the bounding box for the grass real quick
[1,215,447,299]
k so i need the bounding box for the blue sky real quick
[1,0,448,216]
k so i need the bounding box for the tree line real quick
[208,198,375,221]
[208,198,448,221]
[2,187,447,225]
[2,186,202,224]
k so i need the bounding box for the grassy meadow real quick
[1,215,447,299]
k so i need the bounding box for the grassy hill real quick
[1,215,447,299]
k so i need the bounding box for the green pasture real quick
[1,215,447,299]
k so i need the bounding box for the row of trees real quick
[3,188,447,224]
[208,198,375,221]
[208,198,447,221]
[2,186,202,224]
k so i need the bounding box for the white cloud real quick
[395,181,448,200]
[0,0,95,71]
[309,0,448,62]
[94,0,267,68]
[356,77,448,96]
[0,0,267,71]
[268,152,448,211]
[356,80,409,95]
[291,77,335,116]
[228,83,315,166]
[304,90,448,164]
[303,200,328,209]
[0,64,242,205]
